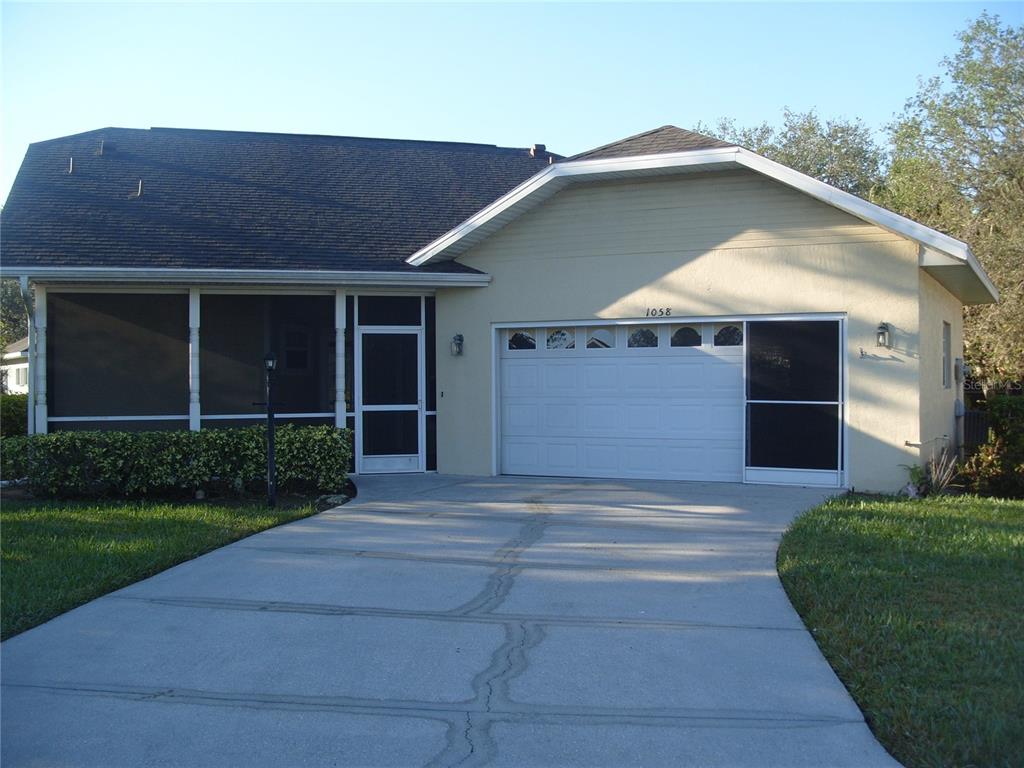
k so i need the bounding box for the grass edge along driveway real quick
[1,497,318,640]
[778,494,1023,768]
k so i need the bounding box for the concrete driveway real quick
[2,476,898,767]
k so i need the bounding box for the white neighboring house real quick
[2,337,30,394]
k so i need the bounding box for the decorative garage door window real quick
[507,329,536,350]
[671,325,702,347]
[586,327,615,349]
[746,320,842,473]
[627,327,659,348]
[714,323,743,346]
[546,328,575,350]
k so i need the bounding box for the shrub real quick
[962,395,1024,498]
[0,425,351,498]
[1,435,30,480]
[0,394,28,438]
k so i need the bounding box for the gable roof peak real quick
[568,125,733,161]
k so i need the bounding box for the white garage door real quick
[499,322,744,482]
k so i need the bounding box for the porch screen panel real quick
[201,295,334,415]
[746,320,841,471]
[200,296,265,415]
[48,293,188,417]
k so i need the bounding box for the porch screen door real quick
[358,329,423,473]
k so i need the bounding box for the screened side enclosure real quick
[746,320,842,471]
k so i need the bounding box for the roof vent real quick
[68,157,74,174]
[129,179,144,199]
[96,140,104,156]
[529,144,546,158]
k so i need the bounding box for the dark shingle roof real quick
[566,125,733,161]
[0,127,559,273]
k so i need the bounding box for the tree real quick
[696,109,887,198]
[0,278,29,394]
[881,12,1024,386]
[0,279,28,352]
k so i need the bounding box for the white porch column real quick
[335,289,346,428]
[33,286,47,434]
[26,321,35,435]
[188,288,201,431]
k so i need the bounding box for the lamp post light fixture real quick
[263,352,278,508]
[876,322,891,349]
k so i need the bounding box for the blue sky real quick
[2,2,1019,205]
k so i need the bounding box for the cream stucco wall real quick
[434,169,939,492]
[918,270,965,462]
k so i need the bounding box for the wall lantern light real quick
[263,352,278,372]
[876,322,891,349]
[451,334,464,356]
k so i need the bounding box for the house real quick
[1,337,29,394]
[0,125,997,490]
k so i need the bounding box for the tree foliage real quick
[883,12,1023,384]
[0,278,28,353]
[697,109,886,198]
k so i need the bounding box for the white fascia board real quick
[405,147,739,267]
[405,145,998,304]
[3,266,491,287]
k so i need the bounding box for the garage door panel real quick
[663,404,708,436]
[543,403,578,431]
[581,402,620,433]
[664,361,706,392]
[503,361,541,393]
[503,440,541,474]
[504,403,539,433]
[545,442,579,471]
[622,362,662,392]
[623,403,661,433]
[582,363,619,394]
[582,443,620,474]
[543,363,578,393]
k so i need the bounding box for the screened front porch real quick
[29,289,437,473]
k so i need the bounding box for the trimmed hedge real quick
[962,395,1024,498]
[1,394,28,438]
[0,425,351,498]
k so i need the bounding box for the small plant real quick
[902,446,961,497]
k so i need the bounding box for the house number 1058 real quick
[645,307,671,317]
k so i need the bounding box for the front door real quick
[357,329,423,473]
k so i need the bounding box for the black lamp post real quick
[263,352,278,508]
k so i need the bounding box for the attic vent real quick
[529,144,546,158]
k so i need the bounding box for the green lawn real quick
[1,497,318,640]
[778,494,1024,768]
